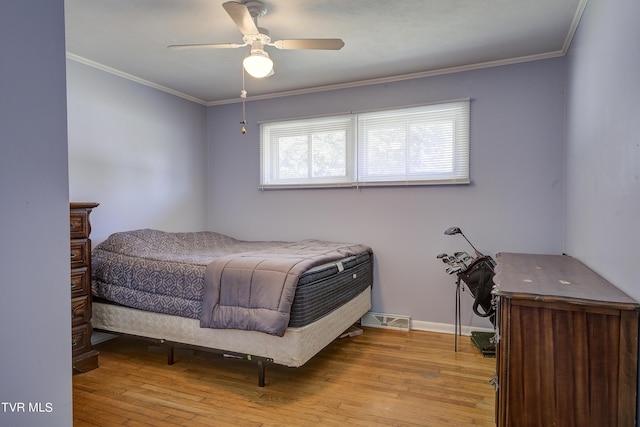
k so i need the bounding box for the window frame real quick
[260,114,356,188]
[259,99,470,189]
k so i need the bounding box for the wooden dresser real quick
[70,202,99,372]
[492,252,639,427]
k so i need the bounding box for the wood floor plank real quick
[73,328,495,426]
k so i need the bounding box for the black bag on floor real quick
[457,255,496,325]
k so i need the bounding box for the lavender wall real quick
[564,0,640,416]
[208,58,566,329]
[0,1,72,425]
[67,60,209,245]
[564,0,640,301]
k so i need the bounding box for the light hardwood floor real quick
[73,327,496,426]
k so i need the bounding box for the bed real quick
[91,229,373,386]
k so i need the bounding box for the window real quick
[260,99,469,189]
[260,115,355,187]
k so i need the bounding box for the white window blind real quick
[260,115,356,188]
[259,99,470,189]
[357,100,470,186]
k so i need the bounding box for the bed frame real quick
[92,286,371,386]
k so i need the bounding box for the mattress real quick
[92,229,373,328]
[290,252,371,327]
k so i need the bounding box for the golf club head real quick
[444,226,462,236]
[456,252,472,262]
[446,266,462,274]
[444,226,484,257]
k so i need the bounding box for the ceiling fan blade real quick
[167,42,245,50]
[273,39,345,50]
[222,1,259,36]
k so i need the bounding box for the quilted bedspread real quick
[200,240,371,336]
[92,229,286,319]
[92,229,371,336]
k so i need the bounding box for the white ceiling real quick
[64,0,586,105]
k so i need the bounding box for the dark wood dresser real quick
[492,252,639,427]
[70,202,99,372]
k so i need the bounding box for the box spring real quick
[92,286,372,367]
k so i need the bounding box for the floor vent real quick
[361,312,411,331]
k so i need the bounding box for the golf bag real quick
[457,255,496,326]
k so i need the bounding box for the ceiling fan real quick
[168,0,345,78]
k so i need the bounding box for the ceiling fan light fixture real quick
[243,48,273,78]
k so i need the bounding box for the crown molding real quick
[67,50,565,108]
[66,53,208,106]
[563,0,589,53]
[207,50,566,106]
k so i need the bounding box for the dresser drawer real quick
[71,267,89,297]
[71,296,90,327]
[70,239,90,268]
[70,211,90,239]
[70,202,99,372]
[71,324,92,357]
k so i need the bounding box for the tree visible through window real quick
[260,99,469,188]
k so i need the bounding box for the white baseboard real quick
[358,311,494,336]
[409,320,493,336]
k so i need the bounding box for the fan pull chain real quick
[240,67,247,135]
